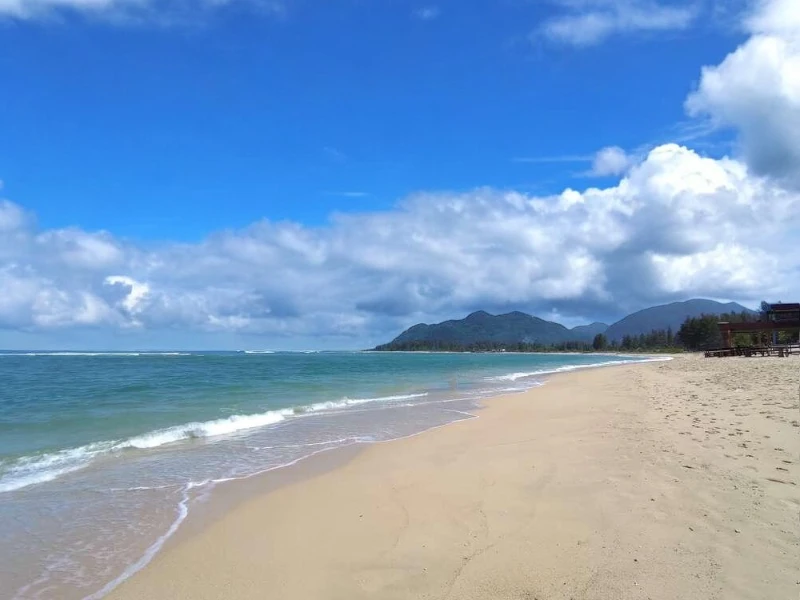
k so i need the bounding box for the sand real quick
[109,354,799,600]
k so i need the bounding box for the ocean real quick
[0,350,659,599]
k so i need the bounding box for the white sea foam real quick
[0,442,116,493]
[0,460,91,494]
[483,356,672,382]
[0,409,298,494]
[299,392,428,413]
[120,410,293,450]
[242,350,275,354]
[487,385,542,394]
[82,481,196,600]
[247,436,369,451]
[0,392,429,494]
[107,484,179,492]
[485,371,545,382]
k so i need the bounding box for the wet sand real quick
[109,354,799,599]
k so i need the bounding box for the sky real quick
[1,0,799,350]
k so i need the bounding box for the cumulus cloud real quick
[104,275,150,315]
[1,143,798,344]
[588,146,632,176]
[538,0,699,46]
[685,0,800,185]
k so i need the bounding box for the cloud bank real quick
[2,140,798,344]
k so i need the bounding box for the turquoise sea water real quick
[0,350,661,599]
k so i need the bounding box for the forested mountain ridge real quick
[386,310,576,347]
[375,299,756,351]
[603,299,755,341]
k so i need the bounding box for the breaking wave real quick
[0,392,428,494]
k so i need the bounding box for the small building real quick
[766,303,800,323]
[717,301,800,351]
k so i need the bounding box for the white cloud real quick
[0,200,27,232]
[0,0,284,21]
[538,0,699,46]
[1,143,798,344]
[105,275,150,314]
[413,6,440,21]
[515,146,632,177]
[650,244,777,296]
[38,228,123,270]
[589,146,632,176]
[685,0,800,184]
[746,0,800,36]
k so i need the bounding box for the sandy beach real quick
[109,355,799,600]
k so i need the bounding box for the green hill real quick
[382,310,576,348]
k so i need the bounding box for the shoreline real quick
[107,353,799,599]
[124,356,674,543]
[63,354,669,600]
[80,355,666,599]
[3,352,667,600]
[98,355,800,598]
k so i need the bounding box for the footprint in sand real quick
[766,477,796,486]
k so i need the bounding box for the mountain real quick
[384,310,577,347]
[604,299,755,342]
[375,299,757,350]
[570,322,609,342]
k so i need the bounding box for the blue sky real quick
[2,1,740,236]
[1,0,799,349]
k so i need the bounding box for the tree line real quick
[596,310,758,352]
[373,340,598,352]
